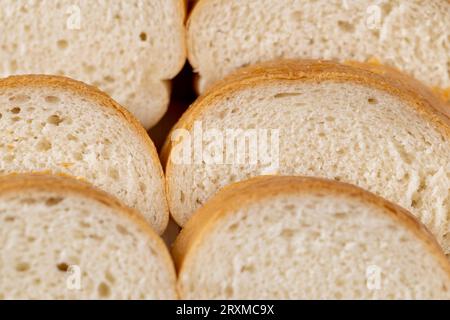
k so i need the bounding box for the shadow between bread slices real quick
[162,59,450,257]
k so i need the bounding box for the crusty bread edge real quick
[161,59,450,226]
[172,176,450,297]
[0,74,170,233]
[0,173,178,299]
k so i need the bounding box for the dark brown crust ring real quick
[0,74,169,232]
[0,173,177,298]
[172,176,450,297]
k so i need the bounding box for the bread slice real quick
[0,75,168,233]
[162,60,450,255]
[187,0,450,100]
[0,0,186,128]
[174,176,450,299]
[0,174,176,300]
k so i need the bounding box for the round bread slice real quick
[188,0,450,101]
[174,176,450,299]
[0,75,168,233]
[0,174,176,300]
[162,60,450,254]
[0,0,187,128]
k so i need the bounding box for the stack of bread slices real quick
[0,0,449,300]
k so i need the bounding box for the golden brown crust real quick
[0,173,177,296]
[173,176,450,293]
[162,59,450,165]
[0,74,169,231]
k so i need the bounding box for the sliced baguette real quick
[174,176,450,299]
[0,174,176,300]
[0,75,168,233]
[162,60,450,255]
[0,0,187,128]
[188,0,450,100]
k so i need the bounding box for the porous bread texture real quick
[0,0,186,128]
[174,176,450,300]
[0,174,176,300]
[163,60,450,255]
[0,75,168,234]
[188,0,450,96]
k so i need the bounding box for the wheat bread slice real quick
[173,176,450,299]
[0,75,168,233]
[0,0,187,128]
[0,174,176,300]
[162,60,450,254]
[187,0,450,101]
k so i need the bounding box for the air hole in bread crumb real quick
[3,154,15,162]
[108,168,119,180]
[368,97,378,104]
[4,216,15,222]
[337,21,355,32]
[332,212,346,219]
[37,139,52,152]
[291,11,302,22]
[9,95,30,103]
[45,197,63,207]
[104,76,115,83]
[225,286,234,298]
[180,191,185,203]
[116,225,130,236]
[45,96,60,104]
[139,32,147,41]
[67,134,78,141]
[15,262,30,272]
[10,107,21,114]
[57,263,69,272]
[241,265,255,273]
[57,39,68,50]
[98,282,111,298]
[82,64,96,74]
[47,114,63,126]
[10,60,18,72]
[281,229,296,239]
[80,221,91,228]
[74,152,83,161]
[274,92,302,99]
[105,271,116,284]
[335,278,345,287]
[139,182,146,193]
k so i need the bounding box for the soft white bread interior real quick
[188,0,450,99]
[0,75,168,233]
[0,0,186,128]
[0,174,176,300]
[174,176,450,300]
[163,60,450,255]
